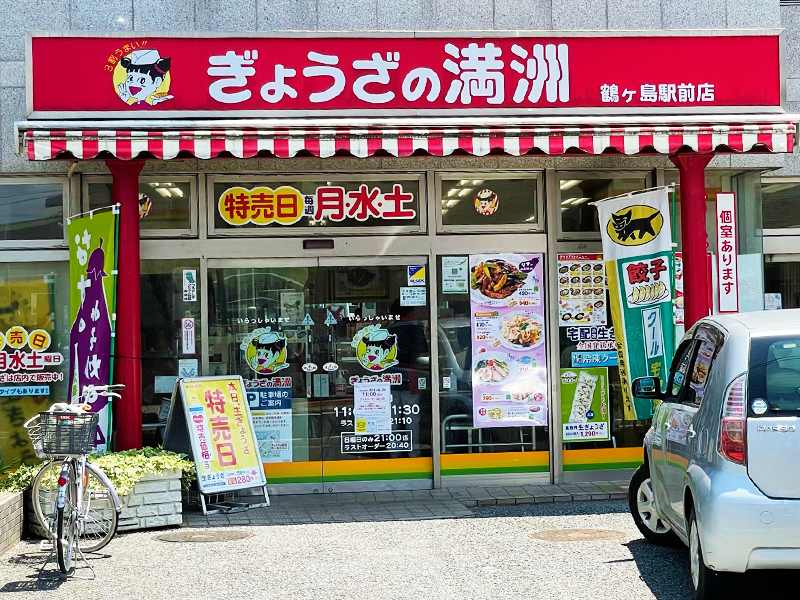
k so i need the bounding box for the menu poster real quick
[469,254,548,428]
[557,253,607,327]
[560,367,611,443]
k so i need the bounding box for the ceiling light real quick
[446,199,461,208]
[560,179,580,191]
[560,198,574,205]
[171,188,184,197]
[155,187,171,197]
[459,180,470,186]
[571,197,590,205]
[447,189,459,197]
[458,188,473,197]
[525,215,537,222]
[472,180,484,185]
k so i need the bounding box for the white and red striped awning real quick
[18,121,797,161]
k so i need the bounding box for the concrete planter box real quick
[0,491,23,556]
[117,470,183,531]
[27,469,184,537]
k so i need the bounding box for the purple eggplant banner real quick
[68,206,119,450]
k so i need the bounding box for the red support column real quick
[106,159,145,450]
[669,152,714,328]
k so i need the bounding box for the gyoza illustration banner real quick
[68,206,119,450]
[29,33,780,117]
[596,189,675,421]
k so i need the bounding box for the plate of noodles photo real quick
[496,311,545,350]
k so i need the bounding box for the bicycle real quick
[23,384,124,576]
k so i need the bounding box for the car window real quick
[666,339,697,401]
[749,336,800,416]
[686,325,723,405]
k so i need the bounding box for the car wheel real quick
[629,464,680,546]
[689,509,727,600]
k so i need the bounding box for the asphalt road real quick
[0,500,796,599]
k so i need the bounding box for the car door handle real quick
[664,422,671,430]
[687,427,696,439]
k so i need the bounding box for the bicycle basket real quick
[37,412,99,456]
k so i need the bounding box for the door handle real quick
[664,422,671,430]
[687,427,696,439]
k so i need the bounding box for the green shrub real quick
[90,448,196,495]
[0,463,38,493]
[0,447,196,496]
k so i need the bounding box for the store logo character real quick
[241,328,289,374]
[352,325,399,372]
[474,189,499,216]
[114,49,174,107]
[606,205,663,246]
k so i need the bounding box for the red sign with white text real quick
[28,33,781,117]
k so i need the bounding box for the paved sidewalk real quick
[185,481,629,527]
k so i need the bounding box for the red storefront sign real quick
[28,33,781,117]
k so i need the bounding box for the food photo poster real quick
[469,254,548,428]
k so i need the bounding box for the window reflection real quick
[560,177,648,234]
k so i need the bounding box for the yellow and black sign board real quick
[605,204,663,246]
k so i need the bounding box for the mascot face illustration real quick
[113,49,174,107]
[352,325,399,372]
[241,328,289,374]
[474,189,499,216]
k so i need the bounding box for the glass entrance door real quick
[207,258,433,493]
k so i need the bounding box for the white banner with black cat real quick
[596,188,675,421]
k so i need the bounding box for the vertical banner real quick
[716,192,739,313]
[469,254,548,428]
[68,206,119,450]
[596,189,675,421]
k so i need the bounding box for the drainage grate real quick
[155,530,254,543]
[529,528,626,542]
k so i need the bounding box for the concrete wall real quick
[0,0,789,175]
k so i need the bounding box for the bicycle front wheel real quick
[33,460,119,552]
[56,463,77,575]
[78,463,118,552]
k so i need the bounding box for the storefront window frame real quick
[760,176,800,236]
[0,175,70,249]
[205,172,427,238]
[81,174,199,238]
[434,171,544,234]
[555,170,653,241]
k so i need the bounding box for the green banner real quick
[560,367,610,443]
[596,189,675,421]
[68,206,119,451]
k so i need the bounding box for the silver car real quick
[628,310,800,600]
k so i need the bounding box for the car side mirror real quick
[632,376,663,400]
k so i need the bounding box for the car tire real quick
[689,509,728,600]
[629,464,680,546]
